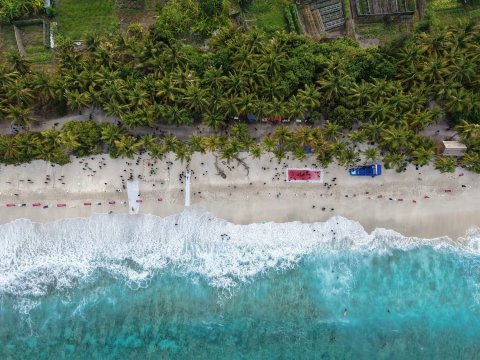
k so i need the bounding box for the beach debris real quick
[214,156,227,179]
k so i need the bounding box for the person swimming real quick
[343,308,348,317]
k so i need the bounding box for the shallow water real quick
[1,210,479,359]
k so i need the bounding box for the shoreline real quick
[0,153,478,239]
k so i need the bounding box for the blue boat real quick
[349,164,382,177]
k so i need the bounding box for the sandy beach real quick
[0,152,478,239]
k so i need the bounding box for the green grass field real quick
[56,0,118,39]
[0,25,18,57]
[356,22,413,44]
[247,0,286,34]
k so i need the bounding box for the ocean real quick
[1,209,480,359]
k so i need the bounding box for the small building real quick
[441,141,467,157]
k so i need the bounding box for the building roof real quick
[442,141,467,150]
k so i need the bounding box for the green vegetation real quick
[0,25,17,54]
[426,0,480,24]
[0,0,43,22]
[55,0,118,40]
[155,0,230,37]
[17,23,53,66]
[0,19,480,172]
[247,0,286,34]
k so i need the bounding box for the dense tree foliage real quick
[0,0,43,22]
[0,20,480,171]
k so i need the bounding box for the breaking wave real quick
[0,208,479,299]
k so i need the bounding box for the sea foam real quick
[0,208,479,298]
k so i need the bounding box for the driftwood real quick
[235,156,250,176]
[214,156,227,179]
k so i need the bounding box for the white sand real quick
[0,153,478,239]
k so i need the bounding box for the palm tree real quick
[380,127,414,153]
[273,126,293,148]
[362,121,385,143]
[336,147,359,168]
[65,90,92,113]
[249,144,263,159]
[188,135,206,153]
[383,153,407,172]
[182,82,208,114]
[292,146,307,161]
[297,84,320,111]
[163,105,192,126]
[348,130,367,145]
[202,134,224,152]
[141,134,158,152]
[202,113,226,132]
[219,96,240,119]
[5,105,33,128]
[461,151,480,173]
[162,136,181,153]
[434,156,456,173]
[155,76,181,104]
[363,147,380,164]
[101,124,125,147]
[59,131,81,152]
[317,68,352,104]
[262,135,277,152]
[6,79,35,106]
[444,87,473,114]
[366,99,395,123]
[323,121,342,141]
[273,148,286,163]
[6,52,31,74]
[173,142,192,163]
[455,120,480,142]
[41,128,64,149]
[411,146,434,166]
[286,96,307,121]
[114,135,142,158]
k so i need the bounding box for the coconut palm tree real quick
[163,105,192,126]
[188,134,206,153]
[411,146,434,166]
[348,130,368,145]
[173,142,192,163]
[6,52,31,74]
[461,151,480,173]
[323,121,342,142]
[202,113,226,132]
[362,121,385,143]
[273,148,286,163]
[65,90,92,113]
[249,144,263,159]
[292,146,307,161]
[182,82,208,114]
[141,134,158,152]
[59,131,81,152]
[101,123,125,147]
[114,135,142,158]
[5,105,33,128]
[363,147,380,164]
[286,95,307,121]
[317,68,352,105]
[202,134,224,152]
[434,156,456,173]
[262,135,276,152]
[297,84,320,112]
[383,153,407,172]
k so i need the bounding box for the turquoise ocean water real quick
[1,209,480,359]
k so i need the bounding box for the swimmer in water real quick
[343,308,348,317]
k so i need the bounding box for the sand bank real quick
[0,153,478,239]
